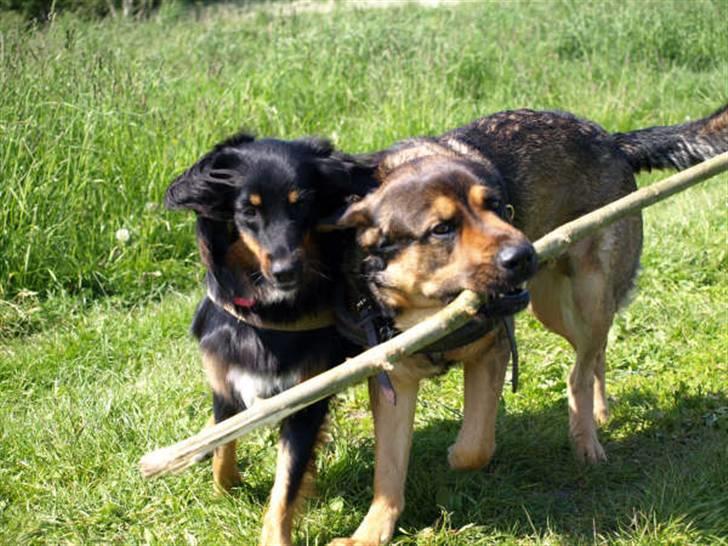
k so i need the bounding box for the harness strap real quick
[357,299,398,406]
[502,317,519,393]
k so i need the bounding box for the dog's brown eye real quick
[484,198,501,211]
[431,222,456,237]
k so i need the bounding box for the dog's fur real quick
[331,105,728,545]
[165,133,372,545]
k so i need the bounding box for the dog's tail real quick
[613,104,728,173]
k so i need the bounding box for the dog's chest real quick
[226,367,302,408]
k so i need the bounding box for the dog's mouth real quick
[478,287,530,318]
[438,284,529,317]
[272,279,298,292]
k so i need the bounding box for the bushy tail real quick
[613,104,728,173]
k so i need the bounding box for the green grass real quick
[1,0,727,544]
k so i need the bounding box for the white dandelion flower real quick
[115,228,130,243]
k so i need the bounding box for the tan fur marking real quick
[468,184,488,208]
[288,190,299,204]
[240,231,270,273]
[360,227,380,248]
[197,236,213,268]
[261,442,296,546]
[260,421,325,546]
[202,353,230,400]
[225,237,258,271]
[431,195,457,220]
[249,193,262,206]
[213,441,240,492]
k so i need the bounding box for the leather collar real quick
[209,291,336,332]
[335,279,523,400]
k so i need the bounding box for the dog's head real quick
[166,132,373,305]
[339,152,537,321]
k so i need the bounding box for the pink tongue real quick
[233,296,256,309]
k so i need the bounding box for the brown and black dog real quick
[332,106,728,545]
[165,133,373,545]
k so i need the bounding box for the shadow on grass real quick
[318,388,727,542]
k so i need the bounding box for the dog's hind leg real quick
[447,329,510,471]
[260,398,329,546]
[529,232,619,463]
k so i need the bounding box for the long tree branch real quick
[140,152,728,479]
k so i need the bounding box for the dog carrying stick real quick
[140,152,728,479]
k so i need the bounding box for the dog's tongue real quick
[233,296,256,309]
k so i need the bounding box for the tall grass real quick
[1,0,726,310]
[0,1,726,544]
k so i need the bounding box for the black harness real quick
[335,274,525,405]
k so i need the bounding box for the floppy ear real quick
[165,133,255,219]
[195,216,241,302]
[337,195,374,229]
[296,137,379,199]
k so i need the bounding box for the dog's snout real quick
[362,255,386,275]
[497,242,537,281]
[271,259,301,286]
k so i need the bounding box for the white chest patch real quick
[225,367,302,409]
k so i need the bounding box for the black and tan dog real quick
[332,105,728,545]
[165,132,372,545]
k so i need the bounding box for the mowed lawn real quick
[1,1,726,544]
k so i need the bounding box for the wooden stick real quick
[140,289,483,477]
[534,152,728,261]
[139,152,728,479]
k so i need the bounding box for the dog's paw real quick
[212,468,241,494]
[572,433,607,464]
[331,502,400,545]
[447,442,494,471]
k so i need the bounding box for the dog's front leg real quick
[448,330,510,471]
[330,370,420,546]
[261,399,329,546]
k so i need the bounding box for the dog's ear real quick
[195,216,240,302]
[296,137,379,199]
[165,133,255,219]
[337,195,374,229]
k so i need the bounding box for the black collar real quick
[335,277,524,405]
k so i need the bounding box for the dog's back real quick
[331,105,728,545]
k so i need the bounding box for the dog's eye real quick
[241,206,257,218]
[484,197,501,211]
[431,221,456,238]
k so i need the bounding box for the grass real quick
[0,0,727,544]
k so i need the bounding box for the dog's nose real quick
[497,242,537,282]
[271,259,301,285]
[362,255,386,275]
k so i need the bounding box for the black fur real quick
[165,132,372,540]
[612,103,728,172]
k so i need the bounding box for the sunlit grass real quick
[0,0,726,544]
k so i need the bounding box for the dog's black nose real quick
[362,255,386,275]
[497,242,537,282]
[271,260,300,286]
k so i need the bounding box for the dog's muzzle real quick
[479,288,530,318]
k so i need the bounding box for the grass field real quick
[1,0,727,544]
